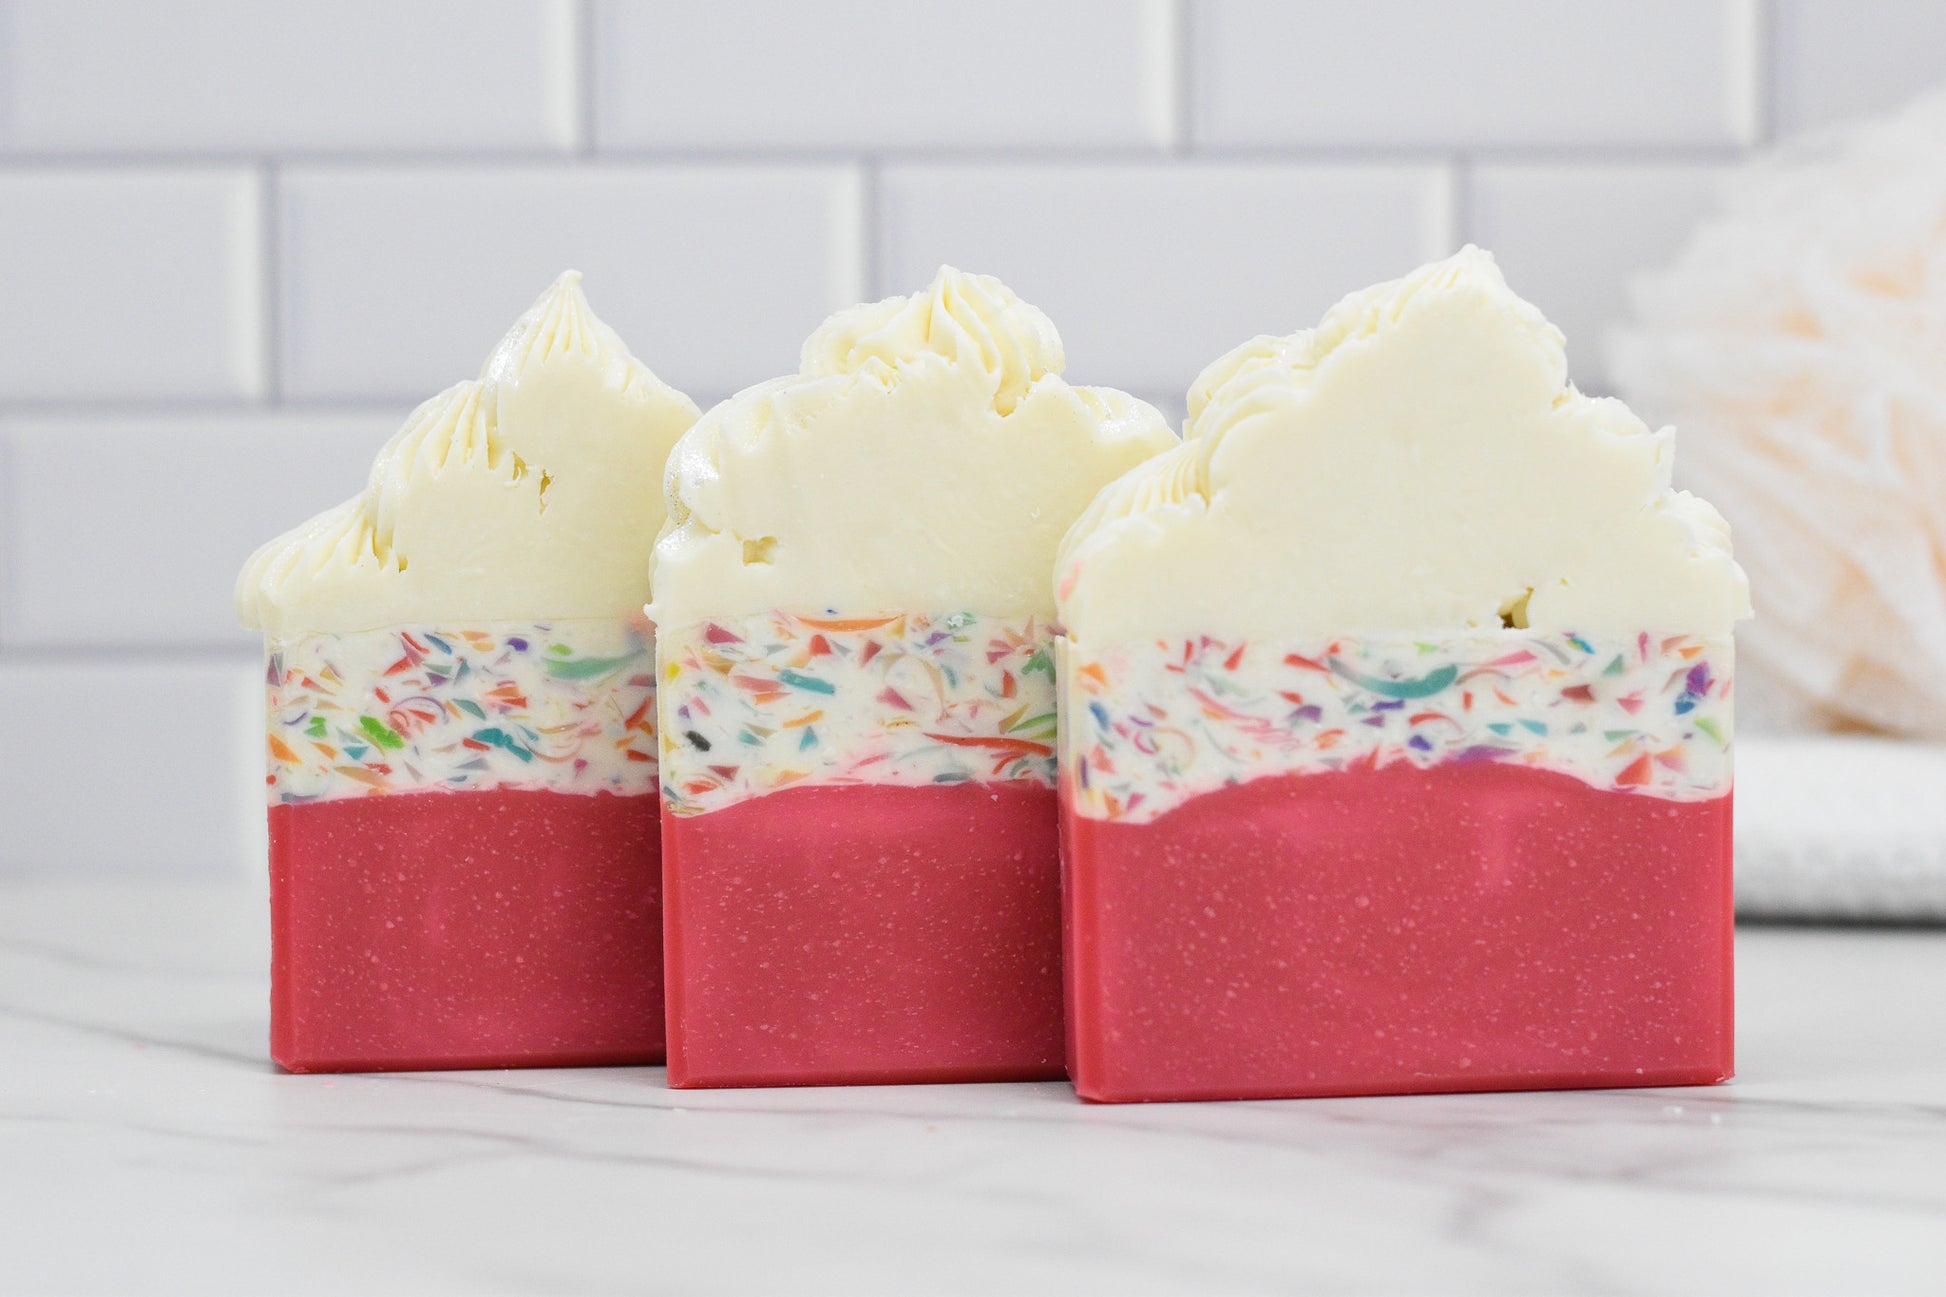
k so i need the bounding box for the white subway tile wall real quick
[1467,163,1730,392]
[878,163,1450,399]
[4,1,581,153]
[1,414,394,649]
[0,0,1938,876]
[1191,0,1758,148]
[593,0,1178,151]
[0,658,264,877]
[279,164,862,400]
[0,169,264,400]
[1771,0,1946,133]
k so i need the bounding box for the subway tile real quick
[878,162,1449,399]
[1772,0,1946,134]
[279,164,861,401]
[0,657,263,878]
[1190,0,1755,148]
[594,0,1173,151]
[3,0,578,153]
[0,169,262,400]
[1468,163,1727,393]
[0,413,394,650]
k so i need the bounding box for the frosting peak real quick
[1184,246,1565,446]
[1057,247,1751,646]
[649,269,1173,632]
[238,273,699,638]
[482,270,630,383]
[800,266,1063,415]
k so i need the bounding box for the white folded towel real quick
[1735,735,1946,921]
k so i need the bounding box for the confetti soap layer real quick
[658,612,1056,816]
[265,619,658,803]
[1062,631,1732,823]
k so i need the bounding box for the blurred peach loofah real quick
[1612,92,1946,738]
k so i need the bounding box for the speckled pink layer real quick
[1062,759,1734,1103]
[663,780,1066,1088]
[269,788,662,1072]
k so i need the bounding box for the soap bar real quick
[660,612,1066,1086]
[239,275,697,1073]
[1054,248,1751,1103]
[651,269,1174,1088]
[262,622,664,1071]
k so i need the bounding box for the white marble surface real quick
[2,883,1942,1296]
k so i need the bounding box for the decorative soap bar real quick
[1054,249,1751,1103]
[237,274,698,1072]
[652,267,1174,1088]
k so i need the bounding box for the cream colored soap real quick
[649,266,1175,630]
[1057,247,1751,647]
[238,274,699,637]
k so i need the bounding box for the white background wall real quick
[3,0,1944,876]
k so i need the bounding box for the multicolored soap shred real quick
[658,611,1056,816]
[264,619,658,802]
[1062,631,1733,823]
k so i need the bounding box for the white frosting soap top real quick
[648,266,1175,630]
[238,273,699,638]
[1056,248,1751,647]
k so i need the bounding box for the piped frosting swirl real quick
[238,273,699,638]
[649,266,1174,632]
[1057,247,1751,647]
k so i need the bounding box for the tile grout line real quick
[1140,0,1189,154]
[0,143,1758,169]
[1446,155,1472,253]
[0,431,13,650]
[857,158,880,301]
[0,398,412,417]
[1171,0,1192,155]
[1748,0,1777,145]
[575,0,598,156]
[259,160,282,406]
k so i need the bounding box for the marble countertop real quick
[3,883,1942,1296]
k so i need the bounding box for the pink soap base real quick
[663,780,1067,1089]
[269,787,664,1073]
[1061,760,1734,1104]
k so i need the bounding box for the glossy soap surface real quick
[1061,761,1734,1103]
[664,780,1066,1089]
[268,788,663,1073]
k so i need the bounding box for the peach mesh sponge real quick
[1612,92,1946,737]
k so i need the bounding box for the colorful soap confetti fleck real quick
[658,611,1056,816]
[1062,631,1734,823]
[264,618,657,803]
